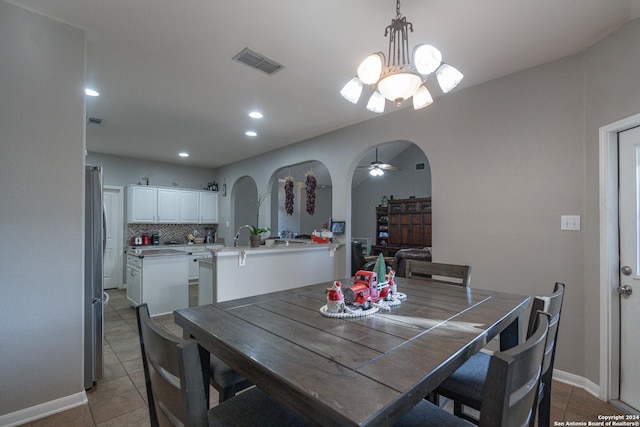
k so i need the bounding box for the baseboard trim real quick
[0,370,605,425]
[0,391,87,427]
[553,369,601,399]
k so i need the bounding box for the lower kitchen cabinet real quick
[126,264,142,305]
[126,252,188,316]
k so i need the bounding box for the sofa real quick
[392,247,432,277]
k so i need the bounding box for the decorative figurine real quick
[325,281,345,313]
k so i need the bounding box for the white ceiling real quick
[9,0,640,169]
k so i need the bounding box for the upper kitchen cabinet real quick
[179,190,200,223]
[199,191,218,223]
[127,186,157,223]
[157,188,180,223]
[126,185,218,224]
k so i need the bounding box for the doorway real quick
[599,113,640,412]
[103,186,123,289]
[231,176,258,246]
[617,125,640,412]
[351,141,431,255]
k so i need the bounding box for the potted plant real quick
[250,193,271,247]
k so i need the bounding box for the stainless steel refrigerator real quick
[84,165,105,389]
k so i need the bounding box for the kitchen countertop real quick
[127,248,187,258]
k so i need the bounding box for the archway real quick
[351,141,431,256]
[231,176,258,246]
[270,161,332,238]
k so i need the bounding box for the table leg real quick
[499,316,521,351]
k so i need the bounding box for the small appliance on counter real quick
[132,236,142,245]
[152,233,160,245]
[205,227,216,243]
[142,234,151,245]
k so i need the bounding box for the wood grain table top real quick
[174,277,530,426]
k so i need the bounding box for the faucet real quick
[234,224,253,247]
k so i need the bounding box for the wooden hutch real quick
[372,197,431,257]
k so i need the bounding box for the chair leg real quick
[454,401,463,417]
[426,392,439,405]
[537,383,552,427]
[219,386,236,403]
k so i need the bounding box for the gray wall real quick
[212,18,640,384]
[0,2,86,416]
[2,1,639,417]
[86,151,214,189]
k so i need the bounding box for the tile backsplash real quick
[127,223,216,244]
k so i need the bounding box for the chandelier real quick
[340,0,463,113]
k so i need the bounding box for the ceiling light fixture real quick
[340,0,463,113]
[178,152,189,157]
[85,88,100,97]
[369,166,384,177]
[249,111,263,119]
[245,130,258,137]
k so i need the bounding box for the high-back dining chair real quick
[405,260,472,287]
[433,283,565,426]
[136,304,309,427]
[393,312,550,427]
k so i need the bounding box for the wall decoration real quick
[305,171,317,215]
[285,176,294,215]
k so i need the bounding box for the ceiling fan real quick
[357,148,400,176]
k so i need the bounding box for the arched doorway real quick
[351,141,431,256]
[270,161,332,238]
[231,176,258,246]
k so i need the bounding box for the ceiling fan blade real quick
[379,164,400,170]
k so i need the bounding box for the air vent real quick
[233,48,285,75]
[87,117,103,125]
[416,163,425,170]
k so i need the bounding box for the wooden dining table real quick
[174,277,530,427]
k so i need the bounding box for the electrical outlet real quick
[561,215,580,231]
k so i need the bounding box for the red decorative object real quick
[311,234,329,243]
[284,176,294,215]
[305,172,316,215]
[344,270,394,310]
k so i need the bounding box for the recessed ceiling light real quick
[245,131,258,137]
[85,88,100,97]
[249,111,263,119]
[178,152,189,157]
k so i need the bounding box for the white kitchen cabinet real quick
[199,191,218,223]
[157,188,180,223]
[126,186,157,223]
[126,251,189,315]
[180,190,200,223]
[126,264,142,305]
[126,185,218,224]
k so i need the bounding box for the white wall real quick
[86,151,214,189]
[212,19,640,384]
[0,1,86,418]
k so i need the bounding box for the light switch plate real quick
[561,215,581,230]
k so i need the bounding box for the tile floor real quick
[21,287,628,426]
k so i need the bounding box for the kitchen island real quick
[126,248,188,316]
[198,242,344,304]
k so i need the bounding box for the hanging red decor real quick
[305,172,317,215]
[284,176,294,215]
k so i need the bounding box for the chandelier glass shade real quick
[341,0,463,113]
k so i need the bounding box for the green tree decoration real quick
[374,253,387,284]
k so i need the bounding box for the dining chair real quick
[394,311,550,427]
[433,282,565,426]
[136,303,310,427]
[405,260,472,287]
[209,353,252,403]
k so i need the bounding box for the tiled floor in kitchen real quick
[22,287,628,426]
